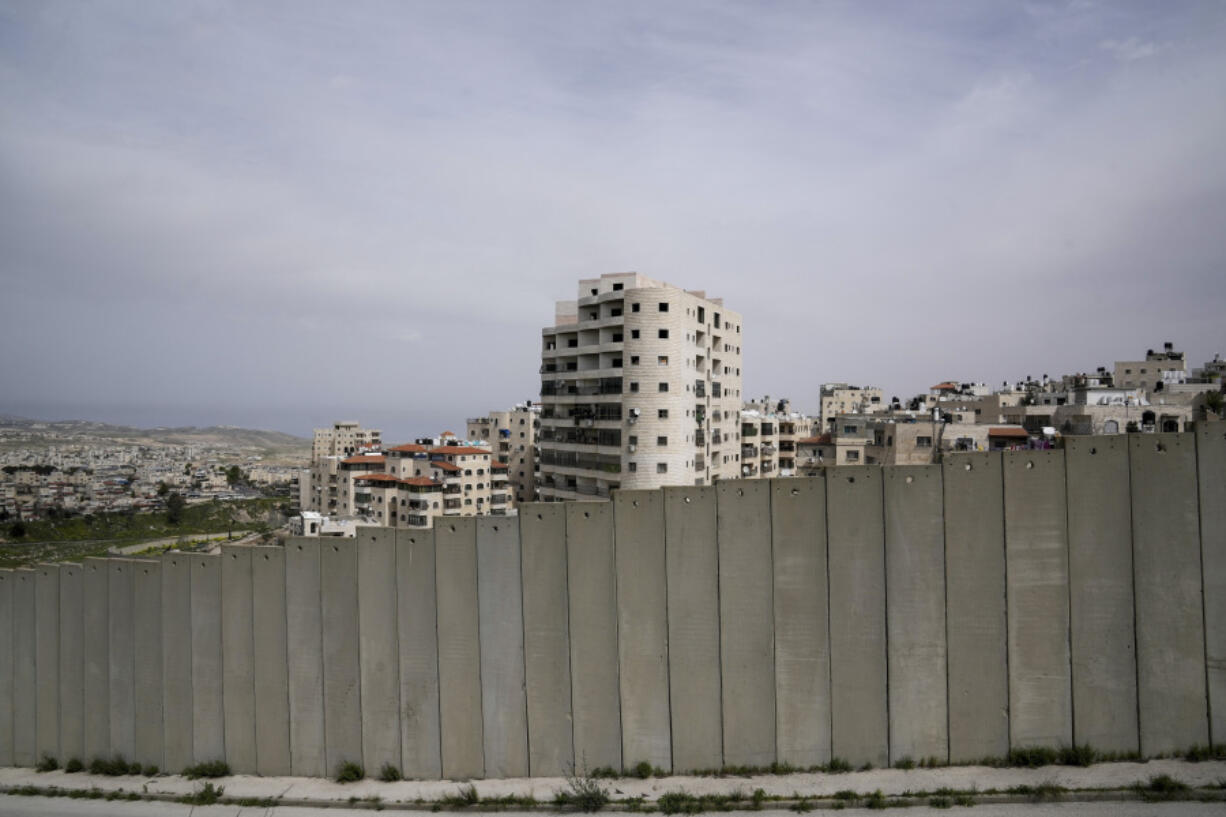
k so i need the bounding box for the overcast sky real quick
[2,1,1224,442]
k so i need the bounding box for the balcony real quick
[742,445,759,458]
[490,494,508,505]
[695,431,705,446]
[444,499,461,510]
[694,380,706,398]
[761,444,777,456]
[742,425,758,437]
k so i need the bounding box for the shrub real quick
[183,760,230,779]
[554,770,610,812]
[1007,746,1057,768]
[1136,774,1190,801]
[89,756,134,776]
[928,796,951,809]
[142,765,159,777]
[864,790,887,810]
[894,756,915,770]
[442,784,480,807]
[1058,744,1097,766]
[335,761,365,783]
[826,757,852,773]
[180,781,224,806]
[36,754,59,772]
[379,762,402,782]
[64,758,83,774]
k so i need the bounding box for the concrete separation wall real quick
[1,431,1222,779]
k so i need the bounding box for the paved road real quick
[2,800,1224,816]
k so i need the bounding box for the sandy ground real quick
[2,759,1223,807]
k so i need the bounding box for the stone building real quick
[538,273,744,500]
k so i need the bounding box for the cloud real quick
[1,1,1225,439]
[1100,37,1163,61]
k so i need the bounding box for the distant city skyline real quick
[3,2,1225,442]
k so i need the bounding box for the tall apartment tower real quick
[539,273,744,501]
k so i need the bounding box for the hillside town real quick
[288,273,1225,537]
[0,422,304,523]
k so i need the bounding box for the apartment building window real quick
[628,435,638,446]
[613,282,624,291]
[659,302,669,312]
[613,358,622,367]
[465,469,473,476]
[632,329,640,339]
[658,409,668,419]
[843,425,856,434]
[846,451,860,462]
[658,329,669,339]
[628,462,637,472]
[916,436,933,447]
[632,303,640,313]
[657,436,668,446]
[658,356,668,366]
[630,382,639,392]
[658,382,669,392]
[657,463,668,473]
[630,356,640,365]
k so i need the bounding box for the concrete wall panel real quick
[58,564,83,765]
[132,560,163,769]
[771,477,830,768]
[717,480,777,768]
[160,554,192,772]
[665,486,723,773]
[0,570,12,766]
[35,565,59,762]
[395,528,442,780]
[477,517,529,778]
[943,453,1009,762]
[827,467,888,768]
[1131,432,1208,755]
[252,546,291,776]
[519,505,574,777]
[221,546,256,773]
[190,554,223,763]
[1198,426,1226,745]
[109,560,135,760]
[13,569,36,766]
[285,538,326,778]
[435,518,484,779]
[357,528,401,776]
[1064,437,1138,753]
[614,490,672,771]
[565,501,622,773]
[321,538,363,775]
[884,466,948,765]
[1003,450,1072,749]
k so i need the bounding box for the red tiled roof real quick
[491,462,509,470]
[354,473,399,483]
[340,455,386,466]
[932,381,958,390]
[402,476,441,487]
[387,443,427,453]
[429,446,489,456]
[429,461,461,472]
[989,426,1029,438]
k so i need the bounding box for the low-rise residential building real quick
[1114,342,1188,391]
[467,402,540,504]
[739,397,817,478]
[312,420,382,460]
[819,383,884,430]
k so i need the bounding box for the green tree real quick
[1206,390,1224,416]
[224,465,245,486]
[156,481,170,497]
[166,492,186,525]
[8,521,26,538]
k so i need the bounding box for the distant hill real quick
[0,415,309,461]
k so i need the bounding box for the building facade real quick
[538,273,744,500]
[467,403,540,504]
[311,420,382,460]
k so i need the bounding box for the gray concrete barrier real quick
[2,433,1222,780]
[665,485,723,773]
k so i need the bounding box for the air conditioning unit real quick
[628,416,637,424]
[628,444,636,453]
[631,408,641,416]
